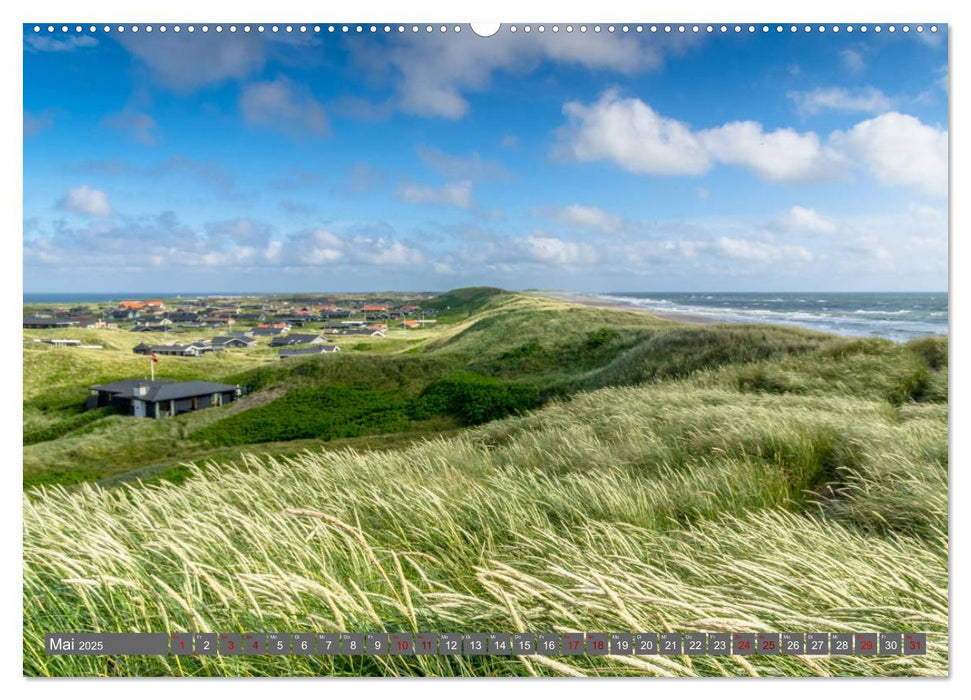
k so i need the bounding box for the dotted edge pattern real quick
[30,23,941,35]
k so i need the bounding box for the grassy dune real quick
[22,291,948,676]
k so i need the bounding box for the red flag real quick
[151,352,159,363]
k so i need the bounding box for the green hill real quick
[22,290,948,676]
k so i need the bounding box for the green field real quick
[22,289,948,676]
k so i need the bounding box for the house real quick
[132,342,210,357]
[110,309,139,321]
[165,312,204,323]
[131,324,172,333]
[71,316,106,329]
[279,345,341,358]
[269,333,328,347]
[120,300,166,310]
[23,316,78,329]
[250,322,290,336]
[41,338,81,346]
[88,379,240,418]
[250,327,284,337]
[211,336,257,349]
[343,328,387,337]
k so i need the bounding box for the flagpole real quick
[151,353,155,381]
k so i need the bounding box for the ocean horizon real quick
[579,291,947,343]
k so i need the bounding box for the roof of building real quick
[135,344,206,352]
[270,333,326,346]
[24,316,76,324]
[90,380,238,402]
[279,346,341,357]
[211,336,254,345]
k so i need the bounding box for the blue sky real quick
[23,25,948,293]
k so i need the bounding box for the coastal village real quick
[24,294,440,419]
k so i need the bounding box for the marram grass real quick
[23,376,947,677]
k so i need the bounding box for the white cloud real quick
[776,206,837,235]
[830,112,948,197]
[701,121,843,184]
[556,90,711,175]
[206,218,272,245]
[788,87,893,115]
[102,107,159,145]
[24,110,53,138]
[24,34,98,52]
[332,162,387,196]
[541,204,623,232]
[937,65,949,93]
[57,185,112,217]
[239,78,329,138]
[301,230,344,264]
[556,90,841,183]
[716,237,814,263]
[265,239,283,262]
[555,91,946,195]
[840,49,866,74]
[370,32,691,119]
[394,180,473,208]
[116,32,266,92]
[23,203,945,289]
[416,146,509,181]
[516,235,598,265]
[292,229,424,267]
[354,238,424,266]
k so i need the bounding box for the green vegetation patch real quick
[23,406,118,446]
[420,286,506,322]
[409,371,541,425]
[191,386,410,446]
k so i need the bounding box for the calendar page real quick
[21,14,949,681]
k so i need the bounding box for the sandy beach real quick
[539,292,722,325]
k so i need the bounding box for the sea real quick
[578,292,948,343]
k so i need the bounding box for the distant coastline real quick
[546,291,947,343]
[543,292,719,325]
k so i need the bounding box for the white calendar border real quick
[4,0,962,697]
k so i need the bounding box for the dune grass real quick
[22,292,948,676]
[23,346,947,676]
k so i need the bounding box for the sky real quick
[23,24,949,293]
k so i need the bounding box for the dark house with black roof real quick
[269,333,328,347]
[24,316,78,329]
[211,336,257,349]
[279,345,341,358]
[88,380,240,418]
[133,342,210,357]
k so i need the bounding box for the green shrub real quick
[191,386,409,446]
[499,341,543,361]
[584,327,620,350]
[736,366,806,394]
[906,336,948,370]
[408,372,540,425]
[22,406,117,446]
